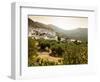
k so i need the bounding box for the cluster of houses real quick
[70,39,82,43]
[28,28,58,40]
[28,27,82,43]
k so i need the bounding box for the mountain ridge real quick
[28,18,88,41]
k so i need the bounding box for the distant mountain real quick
[65,28,88,41]
[48,24,65,33]
[48,24,88,41]
[28,18,88,41]
[28,18,53,31]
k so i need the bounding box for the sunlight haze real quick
[29,16,88,30]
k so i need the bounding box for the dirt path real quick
[37,52,62,62]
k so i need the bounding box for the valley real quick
[28,17,88,66]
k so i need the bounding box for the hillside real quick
[28,18,53,31]
[28,18,88,41]
[48,24,88,41]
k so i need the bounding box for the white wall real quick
[0,0,100,81]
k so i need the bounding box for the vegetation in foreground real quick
[28,37,88,66]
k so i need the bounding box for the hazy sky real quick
[29,16,88,30]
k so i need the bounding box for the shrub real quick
[63,42,88,64]
[28,37,38,66]
[38,39,50,51]
[50,43,65,57]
